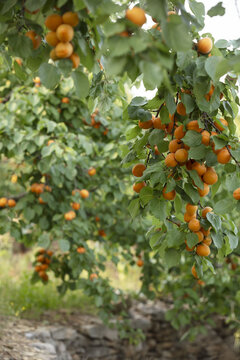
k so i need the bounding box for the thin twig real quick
[166,217,181,227]
[156,103,165,118]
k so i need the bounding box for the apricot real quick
[201,130,210,146]
[90,273,98,281]
[125,7,146,26]
[196,231,204,242]
[202,206,213,218]
[0,197,7,207]
[186,120,201,132]
[56,24,74,42]
[119,31,131,37]
[15,58,22,66]
[191,162,207,176]
[71,202,81,210]
[174,125,186,139]
[203,237,212,246]
[184,212,196,223]
[154,145,160,155]
[169,139,182,153]
[50,48,58,60]
[39,197,46,204]
[152,117,164,129]
[162,186,176,200]
[25,30,41,49]
[55,42,73,58]
[133,182,146,193]
[202,167,218,185]
[197,183,210,197]
[88,167,96,176]
[64,210,76,220]
[77,247,86,254]
[185,240,195,252]
[188,218,201,232]
[174,148,188,163]
[11,174,18,183]
[137,259,144,267]
[45,14,63,31]
[197,37,213,54]
[176,102,186,116]
[165,153,178,167]
[98,229,106,237]
[191,265,199,279]
[233,188,240,200]
[205,84,215,101]
[217,148,231,164]
[132,164,146,177]
[186,203,198,216]
[138,119,153,129]
[214,118,228,131]
[201,227,211,237]
[196,243,210,256]
[45,31,59,47]
[39,271,48,281]
[62,11,79,27]
[61,97,70,104]
[80,189,89,199]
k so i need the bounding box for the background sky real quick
[132,0,240,98]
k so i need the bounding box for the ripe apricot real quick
[214,118,228,131]
[202,167,218,185]
[125,7,146,26]
[165,153,178,167]
[0,197,7,207]
[176,102,186,116]
[62,11,79,27]
[47,250,53,256]
[45,31,59,47]
[98,229,106,237]
[45,14,63,31]
[55,42,73,58]
[35,265,42,272]
[69,52,80,68]
[38,248,46,254]
[25,30,41,49]
[203,237,212,246]
[90,273,98,281]
[64,210,76,220]
[132,163,146,177]
[138,119,153,129]
[162,186,176,200]
[154,145,160,155]
[217,148,230,164]
[103,128,109,136]
[205,84,215,101]
[196,231,204,242]
[233,188,240,200]
[197,183,210,197]
[185,240,195,252]
[45,185,52,192]
[166,120,175,134]
[137,259,144,267]
[39,197,46,204]
[201,227,211,236]
[37,255,45,263]
[188,218,201,232]
[61,97,70,104]
[133,182,146,193]
[184,212,196,222]
[71,202,81,210]
[152,24,161,31]
[196,243,210,256]
[201,130,210,146]
[39,271,48,281]
[11,174,18,183]
[152,117,164,129]
[15,58,22,66]
[169,139,182,153]
[56,24,74,42]
[80,189,89,199]
[174,149,188,163]
[95,216,100,222]
[202,206,213,218]
[186,160,194,170]
[47,140,54,146]
[88,167,96,176]
[186,203,198,216]
[197,37,213,54]
[41,264,49,271]
[191,265,199,279]
[174,125,185,139]
[186,120,201,132]
[50,48,58,60]
[119,30,131,37]
[77,247,86,254]
[197,280,205,286]
[191,162,206,176]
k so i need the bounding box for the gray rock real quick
[86,346,116,358]
[103,327,118,341]
[25,328,51,341]
[32,342,56,354]
[51,327,78,341]
[131,316,151,331]
[66,333,88,348]
[80,324,105,339]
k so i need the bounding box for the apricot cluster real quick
[45,12,80,68]
[30,183,52,204]
[34,248,53,281]
[64,188,89,221]
[83,109,109,136]
[0,197,16,208]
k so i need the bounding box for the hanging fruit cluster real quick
[45,12,80,68]
[34,248,53,282]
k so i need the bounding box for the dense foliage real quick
[0,0,240,340]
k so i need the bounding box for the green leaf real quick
[149,129,165,147]
[205,56,230,82]
[164,248,181,268]
[73,0,86,10]
[130,97,148,107]
[213,136,227,150]
[182,130,202,147]
[24,207,35,221]
[211,230,223,248]
[215,39,229,48]
[162,17,192,52]
[181,93,195,113]
[128,199,140,218]
[167,230,185,247]
[189,144,209,160]
[25,0,47,11]
[38,233,50,248]
[8,34,33,59]
[150,233,164,250]
[225,231,238,250]
[139,187,154,206]
[125,126,141,140]
[1,0,17,14]
[72,71,90,98]
[206,212,222,231]
[207,2,225,17]
[186,232,199,248]
[149,199,166,220]
[39,63,61,89]
[189,0,205,28]
[214,198,233,214]
[59,239,70,252]
[139,61,163,90]
[189,170,204,190]
[184,183,200,203]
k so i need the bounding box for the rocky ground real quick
[0,300,239,360]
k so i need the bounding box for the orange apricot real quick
[186,120,201,132]
[162,186,176,200]
[184,212,196,223]
[7,199,16,208]
[125,7,146,26]
[138,119,153,129]
[132,164,146,177]
[174,125,186,139]
[88,167,96,176]
[80,189,89,199]
[197,183,210,197]
[71,202,81,210]
[169,139,182,153]
[202,167,218,185]
[186,203,198,216]
[202,207,213,218]
[188,218,201,232]
[174,148,188,163]
[0,197,7,207]
[56,24,74,42]
[176,102,186,116]
[196,243,210,256]
[133,182,146,193]
[191,162,207,176]
[233,188,240,200]
[45,14,63,31]
[25,30,41,49]
[191,265,199,279]
[203,237,212,246]
[137,259,144,267]
[197,37,213,54]
[55,42,73,58]
[217,148,231,164]
[62,11,79,27]
[214,118,228,131]
[64,210,76,220]
[69,53,80,69]
[165,153,178,167]
[152,117,163,129]
[201,130,210,146]
[45,31,59,47]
